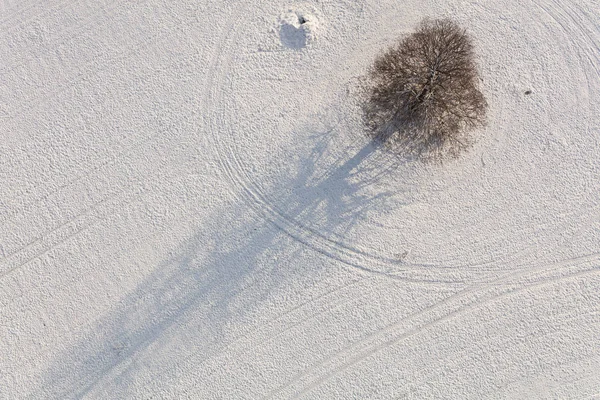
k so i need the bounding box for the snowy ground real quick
[1,0,600,398]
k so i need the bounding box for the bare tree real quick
[363,18,487,160]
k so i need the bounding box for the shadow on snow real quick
[37,113,411,398]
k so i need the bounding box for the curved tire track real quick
[207,42,469,283]
[0,5,229,278]
[205,0,600,285]
[269,254,600,399]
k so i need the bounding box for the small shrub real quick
[362,18,487,160]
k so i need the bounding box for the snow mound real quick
[279,10,319,49]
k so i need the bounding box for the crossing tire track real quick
[3,10,194,123]
[147,275,376,396]
[393,292,600,398]
[1,0,123,76]
[0,0,77,28]
[265,253,600,399]
[1,11,223,277]
[0,180,147,279]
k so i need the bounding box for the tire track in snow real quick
[2,4,190,122]
[537,0,600,81]
[520,0,600,233]
[1,98,168,276]
[0,7,225,278]
[393,293,600,399]
[200,4,435,281]
[1,0,125,76]
[266,253,600,398]
[173,1,599,395]
[0,5,209,222]
[202,1,600,397]
[532,0,600,159]
[0,180,147,279]
[0,0,77,28]
[1,5,201,221]
[203,3,594,285]
[32,4,258,397]
[145,274,379,397]
[72,3,386,392]
[215,141,429,281]
[207,42,468,284]
[1,56,186,271]
[5,1,253,391]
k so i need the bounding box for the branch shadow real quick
[35,108,409,398]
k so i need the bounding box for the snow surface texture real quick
[1,0,599,398]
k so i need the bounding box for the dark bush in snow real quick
[363,18,487,160]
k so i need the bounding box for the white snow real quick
[1,0,599,398]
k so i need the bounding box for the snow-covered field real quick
[2,0,600,398]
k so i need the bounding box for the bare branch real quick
[362,18,487,161]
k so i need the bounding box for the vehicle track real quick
[195,65,600,388]
[204,6,419,274]
[207,41,469,283]
[272,256,600,399]
[119,0,600,396]
[4,0,598,397]
[392,298,600,398]
[204,0,600,286]
[0,178,146,279]
[1,0,124,76]
[2,4,194,122]
[139,274,380,397]
[1,5,202,219]
[1,80,197,277]
[0,4,229,277]
[8,3,255,395]
[538,0,600,82]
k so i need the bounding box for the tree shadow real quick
[271,129,404,247]
[35,115,407,398]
